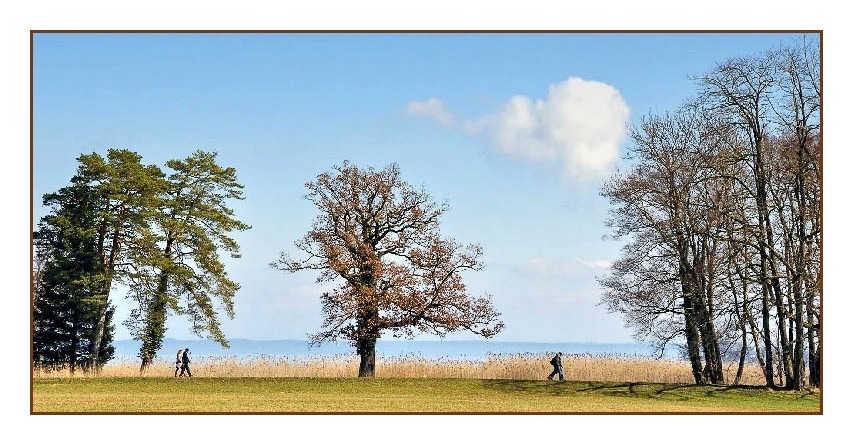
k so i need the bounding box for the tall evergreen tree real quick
[33,179,116,372]
[34,149,249,373]
[124,151,250,371]
[73,149,165,369]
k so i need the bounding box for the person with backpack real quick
[174,349,183,377]
[547,352,564,381]
[179,347,193,377]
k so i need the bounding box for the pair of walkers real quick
[174,348,192,377]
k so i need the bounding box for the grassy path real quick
[32,377,820,413]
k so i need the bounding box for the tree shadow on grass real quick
[480,380,718,402]
[480,379,673,399]
[478,379,819,413]
[480,379,576,397]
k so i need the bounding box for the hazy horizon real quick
[109,337,680,361]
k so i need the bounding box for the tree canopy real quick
[33,149,249,373]
[273,161,503,377]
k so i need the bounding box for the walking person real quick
[174,349,183,377]
[179,347,192,377]
[547,352,564,381]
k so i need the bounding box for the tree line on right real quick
[600,38,821,389]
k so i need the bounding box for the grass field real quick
[32,377,820,413]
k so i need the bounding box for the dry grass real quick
[32,353,768,385]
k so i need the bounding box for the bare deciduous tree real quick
[601,106,725,384]
[602,38,820,389]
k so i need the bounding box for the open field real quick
[32,377,819,413]
[32,353,769,385]
[35,355,815,413]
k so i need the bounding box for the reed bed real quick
[33,353,768,385]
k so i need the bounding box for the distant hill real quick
[112,338,677,361]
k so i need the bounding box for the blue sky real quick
[32,32,817,344]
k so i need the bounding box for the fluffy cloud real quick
[407,77,630,179]
[491,77,629,177]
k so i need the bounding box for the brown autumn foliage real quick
[273,162,503,377]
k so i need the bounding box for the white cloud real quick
[406,98,455,126]
[407,77,630,179]
[500,77,629,177]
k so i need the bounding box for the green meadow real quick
[32,377,820,413]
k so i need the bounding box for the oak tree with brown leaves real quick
[273,162,503,377]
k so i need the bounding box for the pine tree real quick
[33,180,116,372]
[34,149,249,373]
[125,151,250,371]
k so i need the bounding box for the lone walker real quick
[179,347,192,377]
[174,349,183,377]
[547,352,564,381]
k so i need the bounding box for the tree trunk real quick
[90,227,121,371]
[139,274,169,372]
[807,292,819,387]
[734,327,747,386]
[789,141,808,390]
[695,296,723,384]
[357,336,377,378]
[70,317,79,376]
[759,281,775,388]
[678,241,705,385]
[679,237,723,385]
[684,308,704,384]
[139,237,174,372]
[770,265,794,388]
[89,290,110,373]
[732,284,747,386]
[813,342,821,388]
[745,308,767,379]
[694,264,723,385]
[753,128,787,390]
[681,278,704,385]
[792,280,804,390]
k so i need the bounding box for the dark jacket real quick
[550,354,562,368]
[182,350,191,364]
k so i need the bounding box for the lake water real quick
[113,338,681,361]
